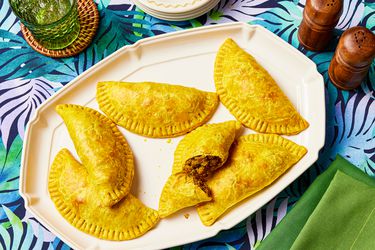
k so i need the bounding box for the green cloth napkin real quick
[291,170,375,250]
[258,155,375,250]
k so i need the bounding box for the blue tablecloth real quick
[0,0,374,249]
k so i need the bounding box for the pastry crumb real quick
[144,138,147,142]
[184,213,190,219]
[166,139,172,143]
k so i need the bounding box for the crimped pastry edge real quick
[96,82,219,138]
[55,104,134,207]
[48,149,159,240]
[214,38,309,135]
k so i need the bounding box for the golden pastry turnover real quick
[214,38,309,135]
[96,81,219,138]
[56,104,134,207]
[48,149,159,240]
[158,173,211,218]
[172,121,242,177]
[159,121,241,218]
[197,134,307,226]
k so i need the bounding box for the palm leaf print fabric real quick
[0,0,373,249]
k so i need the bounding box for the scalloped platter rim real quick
[20,23,325,250]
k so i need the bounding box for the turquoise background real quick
[0,0,374,249]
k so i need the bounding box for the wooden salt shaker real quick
[298,0,343,51]
[329,27,375,90]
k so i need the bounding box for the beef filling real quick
[184,155,222,196]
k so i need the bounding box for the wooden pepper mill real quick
[329,26,375,90]
[298,0,343,51]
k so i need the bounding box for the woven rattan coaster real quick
[21,0,99,58]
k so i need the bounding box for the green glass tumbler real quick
[10,0,80,50]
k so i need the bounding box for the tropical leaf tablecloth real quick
[0,0,374,249]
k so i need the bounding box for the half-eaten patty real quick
[184,155,222,196]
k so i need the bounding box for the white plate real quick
[138,0,211,14]
[20,23,325,250]
[132,0,220,21]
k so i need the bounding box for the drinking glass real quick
[10,0,80,50]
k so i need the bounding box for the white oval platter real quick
[20,22,325,250]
